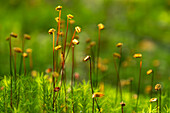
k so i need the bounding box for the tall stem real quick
[96,29,101,87]
[135,59,142,112]
[56,10,61,46]
[89,59,94,113]
[71,45,75,112]
[113,58,122,102]
[14,52,17,91]
[65,30,76,61]
[23,56,26,76]
[29,53,33,71]
[159,89,161,113]
[64,18,69,56]
[121,106,124,113]
[18,37,24,107]
[157,100,158,113]
[151,71,154,98]
[55,10,61,73]
[52,32,55,110]
[118,47,122,101]
[19,37,24,75]
[9,37,13,108]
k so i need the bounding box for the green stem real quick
[71,45,75,112]
[135,59,142,112]
[96,29,101,87]
[9,37,13,109]
[151,71,154,98]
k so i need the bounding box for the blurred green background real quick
[0,0,170,91]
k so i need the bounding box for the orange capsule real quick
[48,28,56,35]
[55,45,62,51]
[83,56,90,62]
[155,84,161,91]
[90,41,96,47]
[133,53,142,58]
[26,48,32,53]
[72,39,79,45]
[120,101,126,106]
[98,23,104,30]
[116,43,123,47]
[55,6,62,11]
[10,32,18,38]
[55,17,59,22]
[147,69,153,75]
[45,68,52,74]
[67,14,74,19]
[150,98,157,102]
[92,92,104,98]
[113,53,121,58]
[13,47,22,53]
[23,53,28,57]
[70,20,75,24]
[24,34,31,40]
[75,26,81,33]
[54,87,60,92]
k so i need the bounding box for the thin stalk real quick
[63,63,67,112]
[157,100,158,113]
[151,71,154,98]
[118,47,123,101]
[96,29,101,87]
[9,37,13,108]
[135,59,142,112]
[55,10,61,73]
[14,52,18,105]
[23,56,26,76]
[65,30,76,61]
[43,76,45,112]
[63,18,69,56]
[56,30,76,82]
[71,45,75,112]
[14,52,17,91]
[29,52,33,71]
[130,80,132,99]
[159,89,161,113]
[52,32,55,110]
[113,58,122,102]
[56,10,61,46]
[89,59,94,113]
[18,37,24,106]
[94,98,101,112]
[4,86,6,113]
[91,47,95,87]
[19,37,24,75]
[17,38,24,107]
[121,106,124,113]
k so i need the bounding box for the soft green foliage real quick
[0,73,169,112]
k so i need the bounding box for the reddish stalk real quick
[65,30,76,61]
[55,9,61,72]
